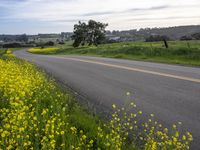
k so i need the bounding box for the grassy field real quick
[29,40,200,66]
[0,52,193,149]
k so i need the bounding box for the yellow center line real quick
[51,56,200,83]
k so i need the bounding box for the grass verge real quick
[0,54,193,149]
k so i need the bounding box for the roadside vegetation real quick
[28,40,200,66]
[0,51,193,149]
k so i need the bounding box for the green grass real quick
[29,40,200,66]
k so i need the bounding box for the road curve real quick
[15,50,200,149]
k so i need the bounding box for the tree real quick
[71,21,88,47]
[71,20,108,47]
[87,20,108,46]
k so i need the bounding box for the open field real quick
[0,51,194,149]
[29,40,200,66]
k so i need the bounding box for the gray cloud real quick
[127,5,169,12]
[80,5,169,17]
[128,16,200,21]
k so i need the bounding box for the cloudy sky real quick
[0,0,200,34]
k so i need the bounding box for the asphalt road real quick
[15,50,200,149]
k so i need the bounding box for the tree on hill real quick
[72,20,108,47]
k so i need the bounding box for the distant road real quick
[15,50,200,149]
